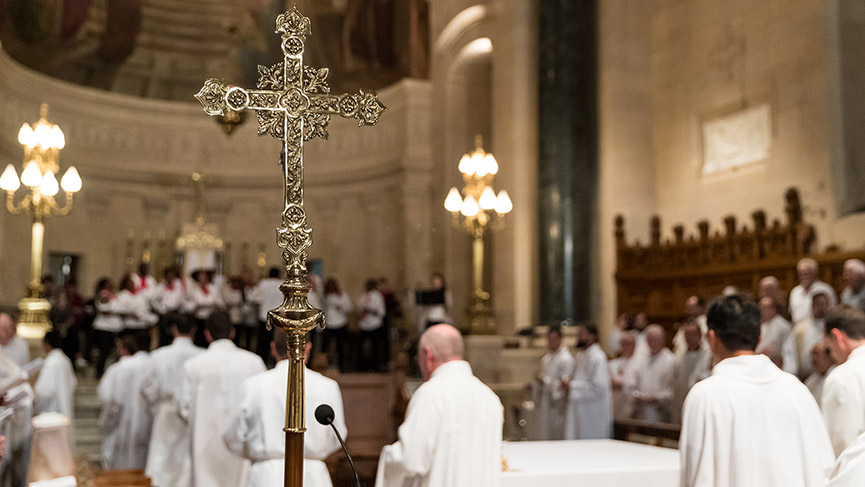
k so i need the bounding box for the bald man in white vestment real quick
[98,335,152,469]
[564,324,611,439]
[34,331,76,419]
[225,331,346,487]
[680,295,834,487]
[627,325,674,422]
[531,326,574,440]
[787,292,831,380]
[821,306,865,456]
[0,314,29,367]
[789,258,838,324]
[179,311,265,487]
[755,297,793,367]
[0,349,34,487]
[375,324,503,487]
[142,315,203,487]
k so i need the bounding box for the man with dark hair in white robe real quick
[531,326,574,440]
[822,305,865,456]
[680,294,833,487]
[179,311,265,487]
[142,315,203,487]
[225,330,346,487]
[375,324,503,487]
[564,324,611,439]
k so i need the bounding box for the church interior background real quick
[1,0,865,482]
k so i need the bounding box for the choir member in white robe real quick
[375,324,503,487]
[116,275,159,350]
[564,324,611,439]
[93,278,123,377]
[804,341,835,404]
[131,263,158,299]
[755,297,793,367]
[531,326,574,440]
[609,331,637,420]
[841,259,865,311]
[142,315,203,487]
[821,306,865,456]
[789,258,838,324]
[185,270,225,322]
[680,294,834,487]
[827,430,865,487]
[673,297,708,354]
[787,292,831,380]
[672,321,712,424]
[179,311,265,487]
[98,335,152,469]
[0,349,34,487]
[34,331,77,419]
[627,325,674,422]
[248,268,284,364]
[0,314,29,367]
[225,330,346,487]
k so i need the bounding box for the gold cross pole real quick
[195,7,385,487]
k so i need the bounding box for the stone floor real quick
[73,373,102,463]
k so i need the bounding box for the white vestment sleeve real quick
[569,355,607,401]
[375,388,440,486]
[223,383,252,459]
[679,386,712,487]
[822,379,861,456]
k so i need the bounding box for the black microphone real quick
[315,404,362,487]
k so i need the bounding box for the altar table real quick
[501,439,680,487]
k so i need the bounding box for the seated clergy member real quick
[225,330,346,487]
[627,324,675,422]
[672,320,712,424]
[680,294,834,487]
[531,325,574,440]
[375,324,503,487]
[821,306,865,456]
[564,324,611,439]
[609,331,637,420]
[34,331,77,419]
[142,314,203,487]
[179,311,265,487]
[98,335,153,469]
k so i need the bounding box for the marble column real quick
[537,0,598,325]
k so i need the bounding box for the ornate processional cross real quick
[195,7,385,487]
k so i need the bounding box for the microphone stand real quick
[328,422,361,487]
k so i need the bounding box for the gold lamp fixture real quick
[444,135,512,334]
[0,103,82,339]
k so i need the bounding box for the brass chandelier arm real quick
[51,193,75,216]
[5,192,30,215]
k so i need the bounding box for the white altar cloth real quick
[501,439,679,487]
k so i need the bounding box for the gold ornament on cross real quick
[195,7,385,487]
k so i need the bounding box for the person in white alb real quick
[357,279,387,372]
[673,297,708,354]
[323,278,352,371]
[531,326,574,440]
[116,275,159,351]
[787,292,831,380]
[672,320,712,424]
[609,331,637,420]
[0,349,34,487]
[225,330,346,487]
[375,324,503,487]
[0,314,29,367]
[804,341,835,404]
[755,297,793,368]
[93,278,123,377]
[565,324,611,439]
[179,311,265,487]
[789,258,838,324]
[142,315,203,487]
[821,305,865,456]
[827,430,865,486]
[98,335,152,469]
[34,331,77,419]
[248,267,285,366]
[153,266,187,347]
[627,324,675,422]
[840,259,865,312]
[679,294,834,487]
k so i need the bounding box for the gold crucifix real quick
[195,7,385,487]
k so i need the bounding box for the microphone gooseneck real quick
[315,404,362,487]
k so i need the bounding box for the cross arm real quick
[309,91,387,127]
